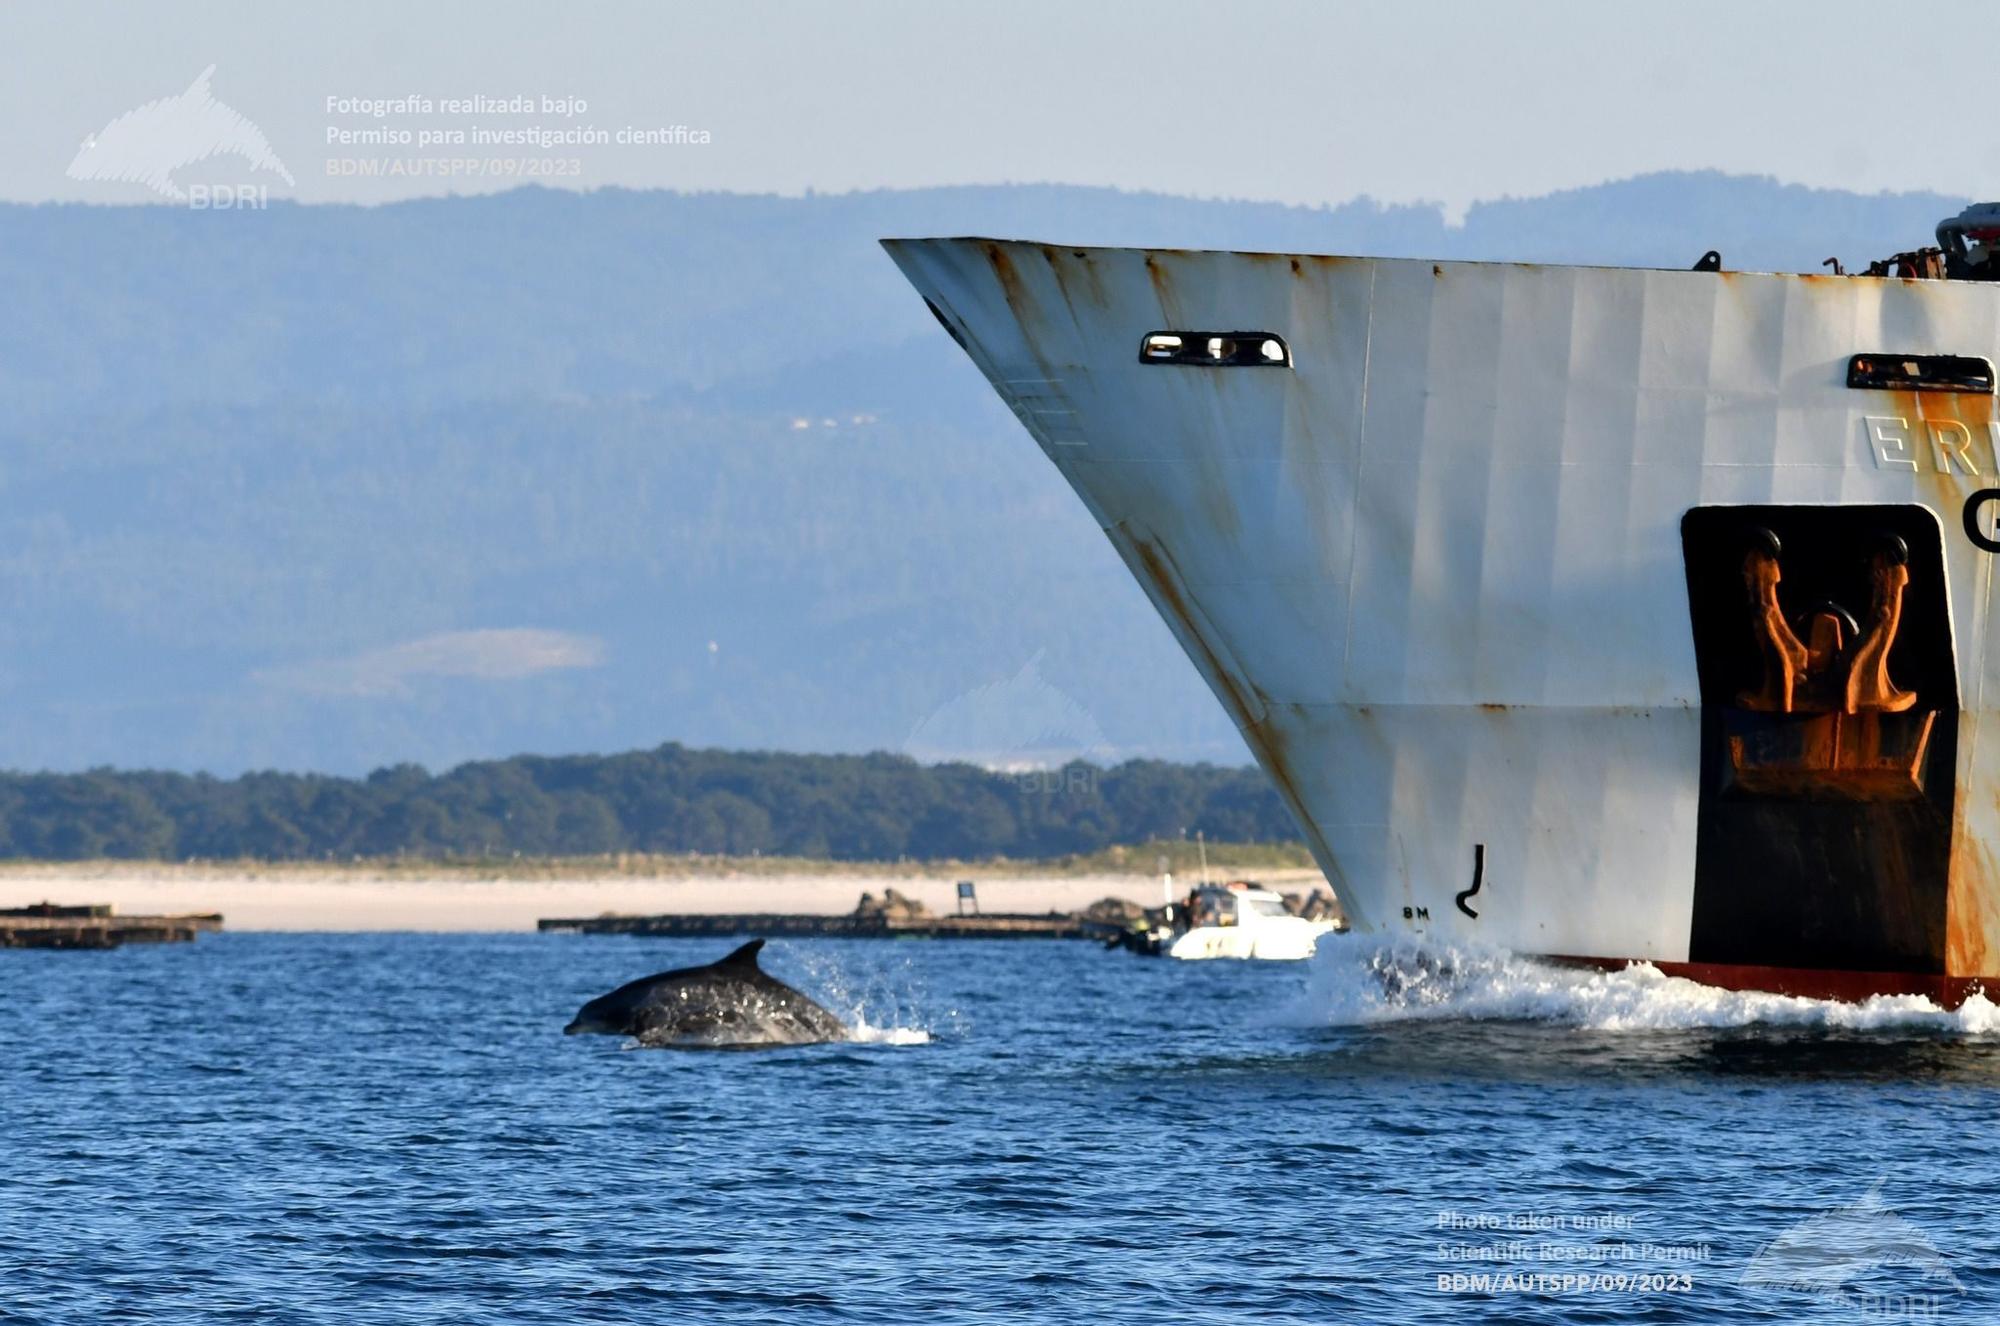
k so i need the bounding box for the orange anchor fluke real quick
[1845,548,1919,715]
[1738,540,1806,713]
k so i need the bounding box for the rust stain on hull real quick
[1125,531,1352,913]
[1143,254,1185,327]
[1047,245,1112,314]
[1947,811,2000,976]
[1129,536,1261,734]
[985,241,1065,387]
[985,242,1027,313]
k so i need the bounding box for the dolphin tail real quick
[716,938,765,969]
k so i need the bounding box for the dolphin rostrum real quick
[68,66,294,201]
[564,939,848,1047]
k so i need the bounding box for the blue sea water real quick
[4,932,1999,1324]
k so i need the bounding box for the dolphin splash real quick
[565,940,848,1048]
[68,65,294,200]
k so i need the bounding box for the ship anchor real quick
[1738,529,1916,716]
[1725,526,1932,801]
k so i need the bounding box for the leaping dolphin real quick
[68,66,294,201]
[564,939,848,1048]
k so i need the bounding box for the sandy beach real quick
[0,862,1329,931]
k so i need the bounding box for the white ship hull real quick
[886,237,2000,1002]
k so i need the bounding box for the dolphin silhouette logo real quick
[1742,1178,1964,1299]
[902,648,1114,770]
[67,65,293,200]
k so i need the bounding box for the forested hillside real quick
[0,746,1296,862]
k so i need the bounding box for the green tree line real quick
[0,745,1299,862]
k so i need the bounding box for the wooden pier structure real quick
[537,911,1111,941]
[0,902,223,949]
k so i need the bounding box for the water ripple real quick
[1,933,1995,1322]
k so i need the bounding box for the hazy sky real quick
[6,0,1995,213]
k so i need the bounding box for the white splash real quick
[783,946,939,1047]
[1292,933,2000,1034]
[848,1021,932,1046]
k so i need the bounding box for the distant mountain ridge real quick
[0,173,1971,774]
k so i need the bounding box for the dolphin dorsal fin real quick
[716,938,765,969]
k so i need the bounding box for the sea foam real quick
[1293,933,2000,1034]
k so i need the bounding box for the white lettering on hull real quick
[1866,415,1992,474]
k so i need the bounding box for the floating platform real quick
[538,911,1112,940]
[0,902,223,949]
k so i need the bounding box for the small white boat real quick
[1166,883,1338,961]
